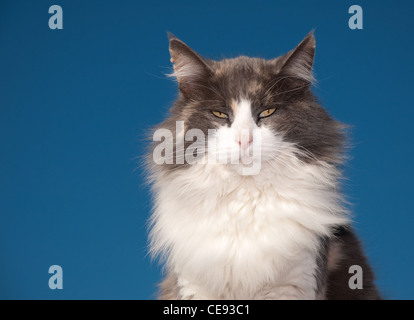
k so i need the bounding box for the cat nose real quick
[236,131,253,150]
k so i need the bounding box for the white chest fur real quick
[149,157,348,299]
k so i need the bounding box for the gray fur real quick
[151,33,381,300]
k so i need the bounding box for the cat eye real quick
[211,110,229,119]
[258,108,276,119]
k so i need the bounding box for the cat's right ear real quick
[168,33,212,98]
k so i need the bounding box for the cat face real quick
[152,33,344,175]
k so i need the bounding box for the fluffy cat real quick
[147,32,381,300]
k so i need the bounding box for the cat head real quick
[152,32,345,176]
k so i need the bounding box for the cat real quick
[147,32,381,300]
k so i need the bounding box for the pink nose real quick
[236,133,253,150]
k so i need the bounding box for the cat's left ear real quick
[168,33,213,98]
[279,32,316,83]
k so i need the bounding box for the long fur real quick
[149,145,348,299]
[147,33,381,300]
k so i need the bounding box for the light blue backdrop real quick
[1,0,413,299]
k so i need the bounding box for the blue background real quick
[1,0,413,299]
